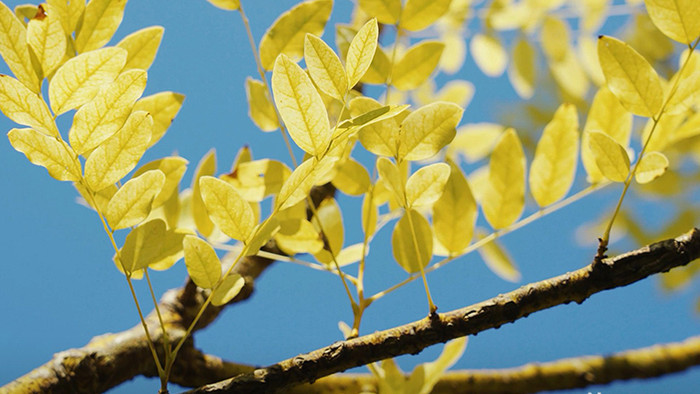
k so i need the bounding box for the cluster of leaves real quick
[1,0,699,391]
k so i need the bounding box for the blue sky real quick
[0,0,698,393]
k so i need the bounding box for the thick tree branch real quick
[185,227,700,393]
[176,335,700,393]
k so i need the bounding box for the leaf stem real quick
[405,208,437,315]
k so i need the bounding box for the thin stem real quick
[405,209,437,315]
[145,268,171,356]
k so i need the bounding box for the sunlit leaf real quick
[346,18,378,89]
[312,198,344,264]
[27,3,67,77]
[361,44,391,84]
[304,34,347,101]
[392,209,433,274]
[508,36,536,99]
[541,16,569,62]
[211,273,244,306]
[433,160,477,255]
[407,337,468,394]
[106,170,165,230]
[246,77,278,132]
[477,232,521,282]
[439,31,467,75]
[199,176,256,242]
[132,157,188,209]
[482,128,525,230]
[377,157,405,206]
[401,0,452,32]
[405,163,450,208]
[245,217,280,256]
[597,35,662,117]
[84,111,153,191]
[133,91,185,146]
[116,26,164,71]
[275,218,324,255]
[351,96,399,157]
[447,123,503,163]
[259,0,333,70]
[0,2,41,92]
[644,0,700,44]
[362,188,378,237]
[398,102,463,161]
[206,0,240,11]
[272,54,331,157]
[357,0,401,25]
[529,103,579,207]
[223,158,291,202]
[119,219,167,274]
[75,182,117,213]
[470,34,507,77]
[75,0,127,53]
[49,47,127,116]
[8,127,81,181]
[275,155,338,211]
[635,151,669,184]
[192,150,216,238]
[0,74,58,137]
[587,130,630,182]
[332,158,370,195]
[183,235,222,289]
[392,41,444,91]
[69,69,147,154]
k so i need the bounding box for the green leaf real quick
[345,18,378,88]
[84,111,153,191]
[482,128,526,230]
[392,209,433,274]
[259,0,333,70]
[211,273,245,306]
[272,54,331,157]
[8,127,81,181]
[183,235,222,289]
[199,176,256,242]
[0,74,59,137]
[597,35,662,117]
[106,170,165,230]
[398,102,463,161]
[588,130,630,182]
[405,163,450,208]
[304,34,347,101]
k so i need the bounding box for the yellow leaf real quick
[412,337,468,394]
[275,155,337,211]
[470,34,507,77]
[392,209,433,274]
[245,77,278,132]
[304,34,348,101]
[362,188,378,237]
[361,44,390,85]
[211,273,244,306]
[312,198,344,264]
[582,87,632,183]
[405,163,450,208]
[275,219,323,255]
[272,54,331,156]
[398,101,463,161]
[133,91,185,146]
[116,25,164,71]
[259,0,333,70]
[529,103,579,207]
[69,69,147,154]
[0,74,59,137]
[597,35,662,117]
[413,79,474,108]
[433,160,477,255]
[508,36,536,99]
[67,0,85,34]
[192,150,217,238]
[106,170,165,230]
[477,231,521,282]
[206,0,240,11]
[358,0,401,25]
[183,235,222,289]
[346,18,378,89]
[540,16,569,62]
[75,0,127,53]
[75,182,117,213]
[635,151,669,184]
[392,41,444,91]
[401,0,452,32]
[447,123,503,163]
[482,128,526,230]
[351,96,399,157]
[119,219,167,274]
[7,127,81,181]
[0,2,41,92]
[549,49,590,100]
[199,176,256,242]
[14,5,37,24]
[578,35,605,85]
[644,0,700,44]
[84,111,153,191]
[223,158,291,202]
[377,157,406,206]
[132,156,188,209]
[439,31,466,75]
[331,158,370,196]
[587,130,630,182]
[664,50,700,115]
[49,47,127,116]
[27,3,67,77]
[245,217,280,256]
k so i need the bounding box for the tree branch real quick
[184,227,700,393]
